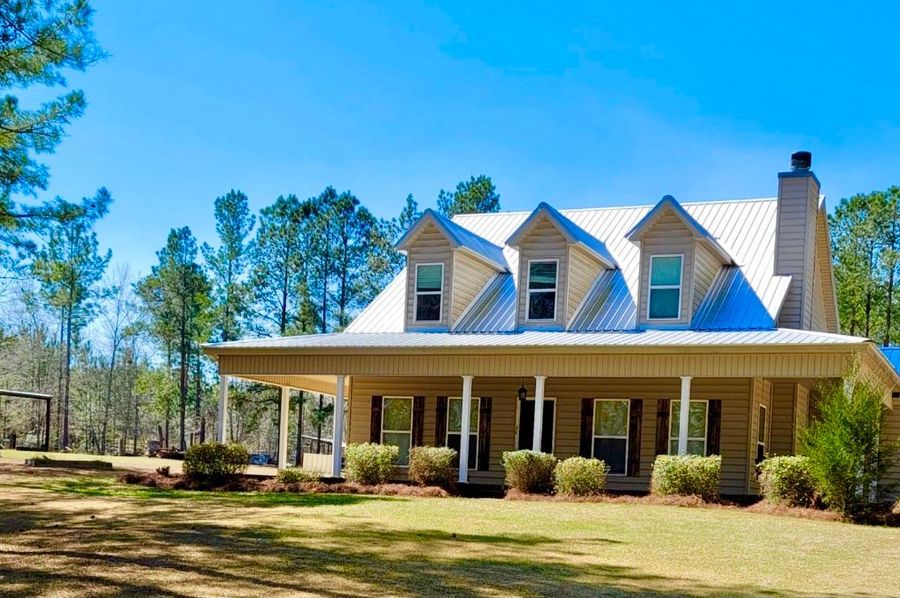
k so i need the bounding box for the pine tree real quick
[437,175,500,217]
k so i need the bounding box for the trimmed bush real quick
[183,442,249,482]
[276,467,319,484]
[757,456,817,508]
[501,450,558,494]
[344,442,398,485]
[650,455,721,502]
[554,456,608,496]
[408,446,457,488]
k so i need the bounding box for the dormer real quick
[395,209,508,331]
[506,203,617,331]
[626,195,735,329]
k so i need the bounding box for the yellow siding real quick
[450,251,495,326]
[566,245,604,326]
[637,209,694,327]
[515,216,569,330]
[769,381,796,455]
[693,241,720,313]
[775,174,818,329]
[347,375,754,494]
[405,222,452,331]
[218,349,857,380]
[747,378,773,494]
[816,210,840,333]
[795,383,810,440]
[882,399,900,500]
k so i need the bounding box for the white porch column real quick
[458,375,474,483]
[678,376,692,455]
[277,387,290,469]
[331,375,346,478]
[216,375,229,443]
[532,376,547,452]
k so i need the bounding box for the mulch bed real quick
[118,471,449,497]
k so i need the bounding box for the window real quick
[668,400,708,456]
[648,255,683,320]
[447,397,479,469]
[381,397,413,465]
[593,400,629,475]
[414,263,443,322]
[756,404,767,464]
[527,260,558,321]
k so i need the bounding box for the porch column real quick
[532,375,547,451]
[331,375,346,478]
[678,376,692,455]
[277,386,290,469]
[459,375,474,483]
[216,375,229,443]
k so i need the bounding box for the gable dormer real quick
[506,203,617,330]
[395,209,508,331]
[626,195,735,328]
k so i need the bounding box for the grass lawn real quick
[0,465,898,597]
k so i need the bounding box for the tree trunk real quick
[62,304,73,449]
[885,267,895,346]
[100,340,119,454]
[56,308,65,449]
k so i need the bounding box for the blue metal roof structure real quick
[881,347,900,376]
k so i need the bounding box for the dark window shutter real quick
[628,399,643,476]
[706,399,722,456]
[369,396,383,443]
[412,396,425,447]
[434,396,448,446]
[579,398,594,457]
[477,397,492,471]
[655,399,670,455]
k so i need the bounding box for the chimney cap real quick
[791,151,812,171]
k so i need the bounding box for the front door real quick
[517,399,555,453]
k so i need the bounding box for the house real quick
[202,152,900,497]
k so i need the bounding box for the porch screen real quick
[447,397,479,470]
[381,397,413,465]
[593,400,629,475]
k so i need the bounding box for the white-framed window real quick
[668,399,708,456]
[381,396,413,465]
[593,399,629,475]
[414,263,443,322]
[756,404,767,463]
[648,255,683,320]
[447,397,479,470]
[527,259,558,321]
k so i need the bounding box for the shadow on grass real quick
[0,466,889,598]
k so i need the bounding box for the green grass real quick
[0,464,898,597]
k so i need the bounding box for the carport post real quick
[217,375,229,443]
[278,386,290,469]
[331,375,346,478]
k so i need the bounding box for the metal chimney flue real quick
[790,151,812,171]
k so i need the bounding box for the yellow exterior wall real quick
[693,241,720,313]
[450,251,495,326]
[565,245,604,325]
[347,375,755,495]
[404,221,453,331]
[637,209,695,327]
[515,215,569,330]
[882,399,900,500]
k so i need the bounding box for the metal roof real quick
[506,202,618,268]
[206,328,870,352]
[453,273,517,332]
[348,197,790,334]
[394,208,508,271]
[881,347,900,376]
[626,195,735,265]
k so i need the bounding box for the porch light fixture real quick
[517,379,527,401]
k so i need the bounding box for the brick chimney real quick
[775,151,820,330]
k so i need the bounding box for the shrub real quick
[276,467,319,484]
[501,450,558,494]
[408,446,457,488]
[343,443,398,485]
[183,442,249,482]
[757,456,817,508]
[802,376,899,517]
[650,455,721,502]
[554,456,608,496]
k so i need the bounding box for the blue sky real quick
[25,1,900,277]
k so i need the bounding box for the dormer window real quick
[527,260,558,321]
[415,263,443,322]
[648,255,683,320]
